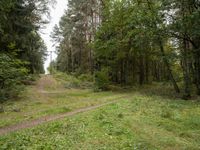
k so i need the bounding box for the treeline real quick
[0,0,53,100]
[51,0,102,74]
[52,0,200,99]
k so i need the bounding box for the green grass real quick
[0,73,130,128]
[0,93,200,150]
[0,86,127,128]
[0,74,200,149]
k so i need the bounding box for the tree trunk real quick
[145,54,149,83]
[182,39,191,99]
[139,55,144,85]
[194,53,200,95]
[158,39,180,93]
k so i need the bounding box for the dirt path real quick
[0,100,120,136]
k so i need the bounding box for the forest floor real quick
[0,75,200,149]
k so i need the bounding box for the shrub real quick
[0,53,28,101]
[53,71,94,89]
[64,78,81,89]
[22,74,39,85]
[78,74,94,82]
[94,67,110,91]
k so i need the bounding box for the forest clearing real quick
[0,0,200,149]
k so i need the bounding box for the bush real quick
[78,74,94,82]
[53,71,94,89]
[22,74,39,85]
[94,68,110,91]
[0,53,28,101]
[64,78,81,89]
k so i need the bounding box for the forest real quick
[0,0,54,100]
[51,0,200,99]
[0,0,200,149]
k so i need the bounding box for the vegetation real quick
[0,54,28,101]
[1,89,200,149]
[52,0,200,99]
[0,0,200,149]
[54,71,94,89]
[0,74,126,128]
[0,0,54,100]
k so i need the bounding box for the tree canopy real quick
[52,0,200,99]
[0,0,54,100]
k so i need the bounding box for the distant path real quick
[0,99,123,136]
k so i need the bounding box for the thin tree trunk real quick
[194,53,200,95]
[145,55,149,83]
[139,55,144,85]
[182,39,191,99]
[158,39,180,93]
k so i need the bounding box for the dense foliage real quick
[0,54,27,101]
[0,0,53,100]
[52,0,200,99]
[51,0,102,74]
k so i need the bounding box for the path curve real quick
[0,100,120,136]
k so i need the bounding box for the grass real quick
[0,86,127,128]
[0,73,129,128]
[0,92,200,149]
[0,74,200,149]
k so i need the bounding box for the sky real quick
[40,0,68,73]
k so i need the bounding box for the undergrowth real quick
[53,71,94,89]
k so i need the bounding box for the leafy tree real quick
[53,0,200,99]
[0,0,53,100]
[0,53,28,101]
[51,0,102,74]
